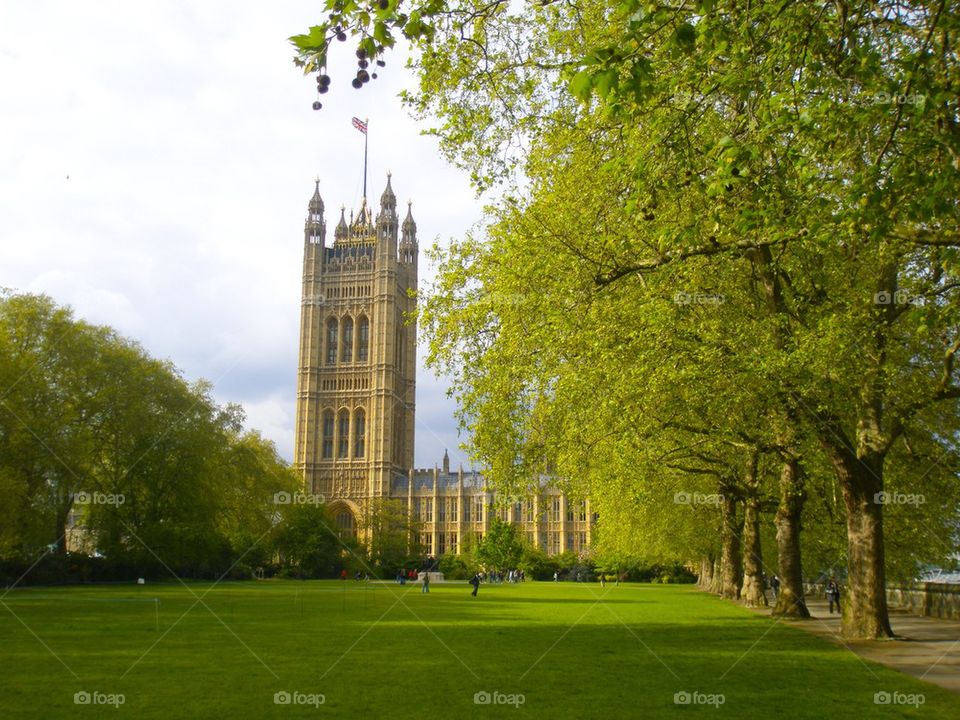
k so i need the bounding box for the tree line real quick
[292,0,960,638]
[0,291,351,583]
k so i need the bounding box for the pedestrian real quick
[553,571,558,582]
[771,575,781,599]
[600,574,606,588]
[469,573,480,597]
[340,569,347,580]
[826,577,841,614]
[422,571,430,594]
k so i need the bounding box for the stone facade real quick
[294,177,594,555]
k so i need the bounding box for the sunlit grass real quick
[0,580,954,718]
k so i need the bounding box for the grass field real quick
[0,579,955,718]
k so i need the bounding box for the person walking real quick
[469,573,480,597]
[826,577,841,614]
[421,572,430,594]
[771,575,781,599]
[600,574,606,588]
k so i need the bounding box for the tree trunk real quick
[740,452,767,607]
[708,556,722,594]
[773,457,810,617]
[824,440,894,638]
[740,497,766,606]
[697,555,714,589]
[719,490,742,600]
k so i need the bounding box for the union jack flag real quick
[352,117,368,134]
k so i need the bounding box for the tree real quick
[358,498,423,576]
[476,517,523,571]
[272,503,348,578]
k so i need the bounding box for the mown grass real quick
[0,580,955,718]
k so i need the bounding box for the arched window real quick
[357,316,369,361]
[321,410,334,459]
[335,510,355,538]
[341,316,353,362]
[353,409,365,458]
[326,318,338,365]
[337,410,350,459]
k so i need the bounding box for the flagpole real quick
[362,117,369,203]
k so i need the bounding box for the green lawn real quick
[0,580,954,718]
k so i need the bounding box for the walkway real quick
[746,596,960,693]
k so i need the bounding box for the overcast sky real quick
[0,1,482,469]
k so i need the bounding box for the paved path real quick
[744,596,960,693]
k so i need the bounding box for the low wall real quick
[804,582,960,621]
[885,583,960,620]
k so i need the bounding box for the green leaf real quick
[569,70,593,102]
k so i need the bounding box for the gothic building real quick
[294,176,595,557]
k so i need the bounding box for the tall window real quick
[337,410,349,458]
[578,501,587,522]
[525,499,534,522]
[551,497,561,522]
[462,501,470,523]
[336,511,355,538]
[322,411,334,458]
[357,316,369,361]
[425,498,433,522]
[353,409,365,458]
[341,317,353,361]
[475,500,484,523]
[450,498,458,522]
[326,318,338,365]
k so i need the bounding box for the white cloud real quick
[0,0,481,467]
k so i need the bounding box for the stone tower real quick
[294,175,418,532]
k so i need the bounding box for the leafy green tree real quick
[272,503,348,578]
[359,498,423,576]
[476,517,523,571]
